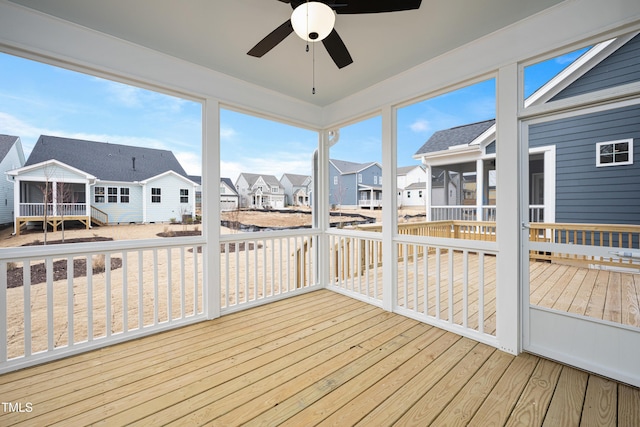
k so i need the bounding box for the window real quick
[119,188,129,203]
[333,176,338,185]
[358,174,362,183]
[220,185,226,194]
[374,176,377,185]
[596,139,633,167]
[407,191,411,198]
[180,188,189,203]
[418,190,423,198]
[272,186,279,193]
[151,187,161,203]
[94,186,105,203]
[108,187,118,203]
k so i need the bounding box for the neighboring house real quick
[0,135,26,225]
[414,32,640,224]
[235,173,285,209]
[220,177,239,211]
[329,159,382,209]
[397,165,427,207]
[187,175,202,215]
[280,173,311,207]
[6,135,198,234]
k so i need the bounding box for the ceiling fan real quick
[247,0,423,69]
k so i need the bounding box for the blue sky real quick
[0,47,588,181]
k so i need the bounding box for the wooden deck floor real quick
[1,290,638,426]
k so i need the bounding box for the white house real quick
[0,135,26,225]
[6,135,198,234]
[397,165,427,207]
[220,177,239,211]
[235,173,285,209]
[280,173,311,207]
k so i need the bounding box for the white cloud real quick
[220,126,237,140]
[410,119,430,133]
[175,151,202,176]
[104,81,143,108]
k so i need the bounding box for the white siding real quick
[0,145,25,224]
[145,174,195,223]
[91,184,143,223]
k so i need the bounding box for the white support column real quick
[476,158,484,221]
[13,178,19,235]
[424,163,431,221]
[496,63,520,355]
[85,181,91,217]
[52,180,57,217]
[317,130,331,288]
[381,105,397,312]
[204,98,221,320]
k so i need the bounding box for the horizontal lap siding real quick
[95,185,143,223]
[551,33,640,100]
[529,104,640,225]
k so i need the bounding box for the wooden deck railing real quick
[528,222,640,268]
[91,206,109,225]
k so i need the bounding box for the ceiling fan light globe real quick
[291,2,335,43]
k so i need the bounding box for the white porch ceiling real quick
[8,0,565,107]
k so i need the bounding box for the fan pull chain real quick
[312,41,316,95]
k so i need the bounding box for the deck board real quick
[0,290,638,426]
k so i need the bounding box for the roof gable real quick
[414,120,496,156]
[25,135,188,182]
[0,134,25,166]
[281,173,311,186]
[330,159,380,174]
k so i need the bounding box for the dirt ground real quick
[0,206,425,248]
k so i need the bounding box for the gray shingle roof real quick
[281,173,310,186]
[0,134,19,161]
[330,159,378,174]
[414,119,495,156]
[239,173,283,189]
[221,177,238,195]
[25,135,188,182]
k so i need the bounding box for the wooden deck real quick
[1,290,638,426]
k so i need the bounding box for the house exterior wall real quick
[235,175,251,208]
[551,33,640,101]
[529,103,640,225]
[329,164,357,207]
[144,174,194,223]
[0,144,24,224]
[91,183,143,223]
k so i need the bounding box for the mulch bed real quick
[157,231,202,238]
[7,258,123,289]
[7,236,122,288]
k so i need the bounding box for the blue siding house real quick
[414,31,640,225]
[329,159,382,209]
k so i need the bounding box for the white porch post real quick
[52,180,57,217]
[85,181,91,217]
[476,158,484,221]
[424,163,431,221]
[495,63,520,354]
[381,105,397,312]
[13,178,19,235]
[204,98,221,319]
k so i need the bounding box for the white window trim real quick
[596,138,633,167]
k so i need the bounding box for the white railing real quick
[19,203,87,217]
[432,205,544,222]
[431,206,478,221]
[358,199,382,208]
[0,237,205,373]
[327,230,383,306]
[394,236,498,345]
[219,230,320,313]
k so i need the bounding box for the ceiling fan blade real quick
[322,29,353,69]
[334,0,422,14]
[247,20,294,58]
